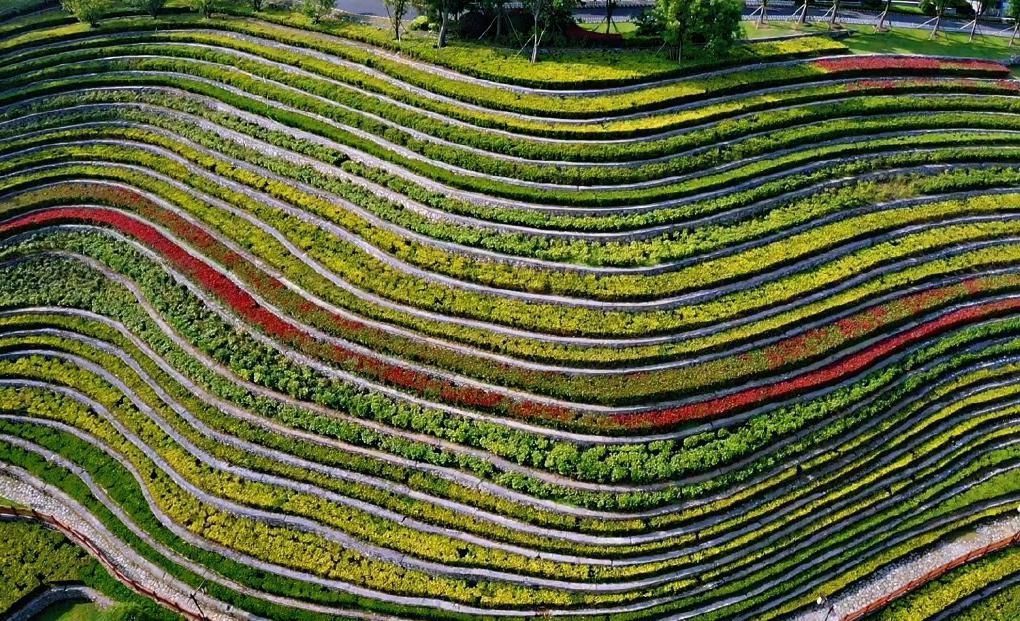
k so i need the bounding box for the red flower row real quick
[3,203,1015,431]
[0,206,571,420]
[814,55,1008,77]
[616,291,1020,428]
[843,77,1020,92]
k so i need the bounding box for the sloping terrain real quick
[1,5,1020,619]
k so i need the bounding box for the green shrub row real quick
[1,243,1019,505]
[6,33,1014,145]
[875,544,1020,620]
[8,130,1020,351]
[1,409,1013,620]
[11,171,1020,419]
[10,321,1016,569]
[16,90,1020,276]
[10,54,1020,193]
[0,11,847,111]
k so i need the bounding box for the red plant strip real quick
[813,56,1009,77]
[617,295,1020,428]
[3,205,1020,431]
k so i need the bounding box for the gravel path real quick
[5,241,1020,509]
[0,461,411,621]
[793,514,1020,621]
[4,585,116,621]
[4,342,1015,574]
[0,468,239,621]
[12,231,1020,461]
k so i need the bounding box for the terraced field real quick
[2,2,1020,619]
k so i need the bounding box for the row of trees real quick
[49,0,761,65]
[752,0,1020,43]
[61,0,1020,66]
[405,0,742,60]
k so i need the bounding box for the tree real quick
[929,0,949,37]
[384,0,410,40]
[60,0,102,25]
[194,0,213,17]
[1010,0,1020,45]
[691,0,741,54]
[527,0,546,62]
[303,0,333,23]
[828,0,840,27]
[436,0,452,45]
[523,0,577,62]
[796,0,808,25]
[967,0,984,41]
[473,0,512,41]
[415,0,468,47]
[755,0,769,27]
[137,0,166,17]
[657,0,741,62]
[875,0,892,31]
[250,0,264,10]
[604,0,618,34]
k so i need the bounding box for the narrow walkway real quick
[793,512,1020,620]
[0,469,239,621]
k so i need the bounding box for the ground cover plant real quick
[1,0,1019,619]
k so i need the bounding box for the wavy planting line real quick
[3,407,1015,615]
[11,93,1020,226]
[11,156,1020,387]
[11,173,1015,373]
[15,117,1020,313]
[8,336,1015,570]
[0,207,569,419]
[620,292,1020,429]
[812,57,1009,76]
[6,203,1020,433]
[10,296,1020,529]
[1,299,1011,526]
[3,26,1007,122]
[3,19,997,119]
[10,60,1020,197]
[16,100,1020,284]
[6,42,1018,164]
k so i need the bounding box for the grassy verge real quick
[0,519,174,619]
[843,25,1015,60]
[35,601,120,621]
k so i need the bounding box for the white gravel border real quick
[794,512,1020,620]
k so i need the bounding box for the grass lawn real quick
[842,25,1016,60]
[584,17,831,40]
[890,3,928,15]
[17,0,1013,86]
[34,602,116,621]
[578,20,639,36]
[1,0,840,87]
[740,20,832,38]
